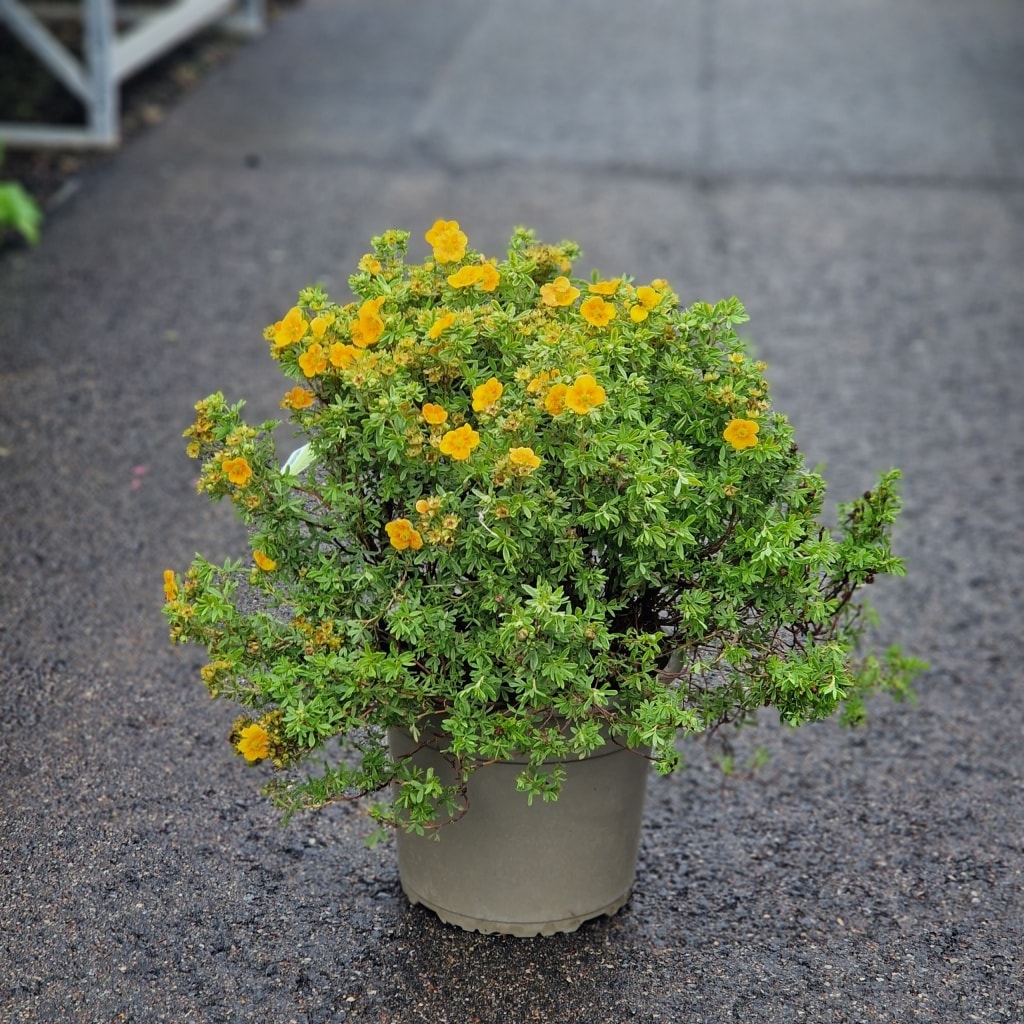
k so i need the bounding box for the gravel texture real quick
[1,1,1022,1022]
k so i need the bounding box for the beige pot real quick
[388,725,650,937]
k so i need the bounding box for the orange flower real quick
[237,723,270,762]
[422,403,449,425]
[629,305,649,323]
[544,382,569,416]
[428,313,456,340]
[588,278,620,295]
[579,296,615,328]
[271,307,308,349]
[539,276,580,307]
[163,569,178,602]
[723,418,760,450]
[222,456,253,486]
[329,342,359,368]
[472,377,504,412]
[298,342,328,377]
[253,549,277,571]
[565,374,607,414]
[358,254,383,274]
[438,423,481,461]
[385,518,424,551]
[282,386,315,410]
[509,447,542,472]
[425,219,468,263]
[351,297,386,348]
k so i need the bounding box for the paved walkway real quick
[2,1,1022,1021]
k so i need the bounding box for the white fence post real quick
[0,0,265,148]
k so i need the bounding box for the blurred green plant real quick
[0,141,42,245]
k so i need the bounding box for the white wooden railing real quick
[0,0,264,147]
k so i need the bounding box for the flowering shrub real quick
[165,221,920,832]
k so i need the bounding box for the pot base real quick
[400,879,635,937]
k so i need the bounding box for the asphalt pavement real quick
[1,1,1023,1021]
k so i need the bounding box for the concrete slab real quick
[708,0,1024,181]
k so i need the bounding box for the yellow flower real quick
[222,456,253,486]
[329,343,359,369]
[588,278,620,295]
[446,262,502,291]
[385,518,424,551]
[253,550,277,571]
[272,307,308,349]
[422,403,449,425]
[544,382,569,416]
[163,569,178,602]
[635,285,660,309]
[351,297,386,348]
[428,313,456,340]
[425,219,468,263]
[526,369,559,394]
[509,446,542,472]
[565,374,607,414]
[358,254,383,274]
[447,265,483,289]
[723,418,760,450]
[579,296,616,328]
[539,276,580,307]
[472,377,504,412]
[237,723,270,763]
[477,262,500,292]
[629,305,648,323]
[281,386,315,410]
[438,423,481,461]
[415,496,441,517]
[298,343,328,377]
[310,314,333,339]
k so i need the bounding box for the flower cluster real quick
[165,221,919,830]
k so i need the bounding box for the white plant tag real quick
[281,443,316,476]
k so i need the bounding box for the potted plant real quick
[164,220,921,935]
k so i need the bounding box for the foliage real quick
[164,221,921,832]
[0,141,42,245]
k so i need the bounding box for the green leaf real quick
[0,182,42,244]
